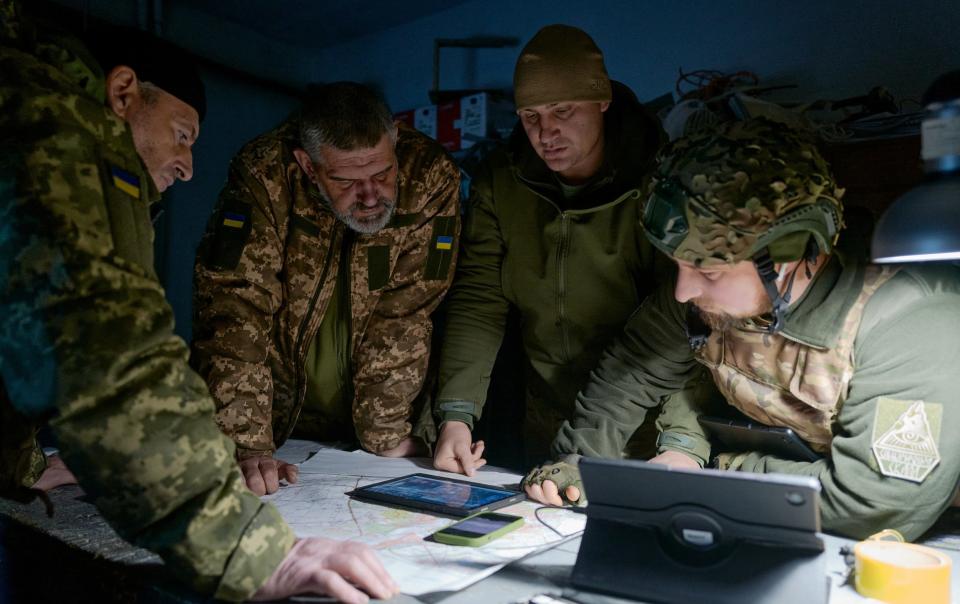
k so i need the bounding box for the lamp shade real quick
[872,73,960,263]
[871,178,960,263]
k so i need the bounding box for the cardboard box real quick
[397,94,515,152]
[414,105,437,139]
[436,93,516,152]
[394,105,438,139]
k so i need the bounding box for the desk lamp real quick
[872,71,960,263]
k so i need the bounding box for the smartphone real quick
[431,511,524,547]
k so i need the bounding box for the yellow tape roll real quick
[854,540,952,604]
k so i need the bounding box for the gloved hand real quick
[521,454,586,506]
[712,451,751,471]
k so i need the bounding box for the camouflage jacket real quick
[192,120,460,457]
[435,82,666,436]
[554,249,960,541]
[0,6,293,600]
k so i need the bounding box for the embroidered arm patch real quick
[424,216,456,281]
[204,200,253,271]
[871,398,942,483]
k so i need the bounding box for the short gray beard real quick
[335,199,395,234]
[316,183,396,234]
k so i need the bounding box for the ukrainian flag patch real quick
[110,166,140,199]
[424,216,455,281]
[222,212,246,229]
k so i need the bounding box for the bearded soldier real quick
[524,118,960,541]
[193,82,460,495]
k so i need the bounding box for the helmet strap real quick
[803,237,821,279]
[753,248,793,333]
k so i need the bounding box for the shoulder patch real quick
[109,165,140,199]
[424,216,456,281]
[871,398,941,483]
[204,200,253,271]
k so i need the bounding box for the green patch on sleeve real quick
[871,398,942,483]
[367,245,391,291]
[424,216,456,281]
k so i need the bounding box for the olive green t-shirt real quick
[297,249,354,443]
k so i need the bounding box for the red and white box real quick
[394,105,438,139]
[437,93,515,152]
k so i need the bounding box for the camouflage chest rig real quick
[695,265,897,453]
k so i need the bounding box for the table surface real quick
[2,450,959,604]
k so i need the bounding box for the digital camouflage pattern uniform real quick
[192,120,459,457]
[0,2,293,599]
[549,119,960,540]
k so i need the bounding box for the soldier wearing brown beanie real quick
[433,24,706,474]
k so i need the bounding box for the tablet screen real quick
[363,475,516,510]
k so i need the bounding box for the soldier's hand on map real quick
[240,455,299,496]
[522,455,585,506]
[31,454,79,491]
[379,436,429,458]
[433,421,486,476]
[648,450,702,470]
[252,537,399,603]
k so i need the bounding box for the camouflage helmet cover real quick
[642,117,844,267]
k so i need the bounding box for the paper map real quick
[267,444,585,596]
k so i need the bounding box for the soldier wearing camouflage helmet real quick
[0,2,396,601]
[192,82,460,495]
[525,118,960,541]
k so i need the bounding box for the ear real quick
[599,100,611,113]
[105,65,140,119]
[293,148,318,182]
[774,259,802,285]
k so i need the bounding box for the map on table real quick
[264,447,585,596]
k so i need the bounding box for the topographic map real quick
[265,445,585,596]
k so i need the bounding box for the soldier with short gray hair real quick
[192,81,460,495]
[524,118,960,541]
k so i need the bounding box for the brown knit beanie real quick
[513,24,612,110]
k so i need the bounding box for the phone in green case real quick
[431,511,524,547]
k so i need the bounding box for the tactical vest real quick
[695,266,897,453]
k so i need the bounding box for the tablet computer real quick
[347,473,525,517]
[572,458,825,604]
[698,416,822,463]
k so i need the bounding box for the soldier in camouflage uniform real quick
[524,118,960,541]
[0,3,396,601]
[192,82,460,495]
